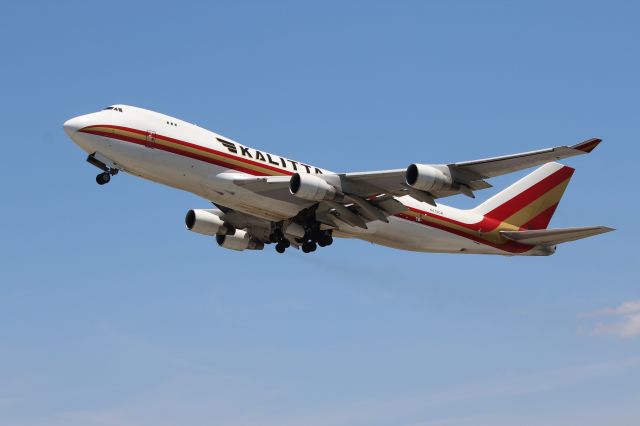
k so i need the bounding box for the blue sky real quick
[1,1,639,425]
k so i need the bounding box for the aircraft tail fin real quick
[500,226,614,246]
[472,162,574,230]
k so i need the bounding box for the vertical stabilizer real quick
[472,162,574,230]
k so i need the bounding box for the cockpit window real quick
[103,106,114,110]
[103,106,123,112]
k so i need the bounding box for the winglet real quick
[571,138,601,153]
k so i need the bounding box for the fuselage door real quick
[145,131,157,148]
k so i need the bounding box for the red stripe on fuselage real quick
[79,124,540,254]
[402,167,573,235]
[395,212,533,253]
[79,125,294,176]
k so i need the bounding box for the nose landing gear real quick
[96,172,111,185]
[95,168,118,185]
[87,153,119,186]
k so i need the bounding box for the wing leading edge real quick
[450,138,602,179]
[340,138,601,201]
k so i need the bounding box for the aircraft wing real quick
[229,138,601,229]
[340,138,601,202]
[448,138,601,179]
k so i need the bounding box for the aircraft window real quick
[116,107,123,112]
[103,106,114,110]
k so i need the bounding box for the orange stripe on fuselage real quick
[78,124,560,254]
[79,125,293,177]
[396,212,534,253]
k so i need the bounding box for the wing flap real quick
[500,226,614,246]
[231,175,291,189]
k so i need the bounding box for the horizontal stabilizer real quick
[500,226,614,246]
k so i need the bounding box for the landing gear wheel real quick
[275,243,286,254]
[282,239,291,248]
[317,233,333,247]
[310,230,323,243]
[270,229,285,244]
[96,172,111,185]
[302,241,317,253]
[301,241,313,253]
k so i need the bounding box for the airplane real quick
[63,105,613,255]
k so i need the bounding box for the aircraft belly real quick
[64,106,608,257]
[199,174,308,222]
[348,216,500,254]
[84,139,530,254]
[97,135,305,222]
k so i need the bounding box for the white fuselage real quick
[63,105,543,255]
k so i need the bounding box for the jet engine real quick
[185,209,231,236]
[216,230,264,251]
[405,164,453,192]
[289,173,338,201]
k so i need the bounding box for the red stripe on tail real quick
[484,166,574,222]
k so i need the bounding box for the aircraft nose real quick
[63,115,86,137]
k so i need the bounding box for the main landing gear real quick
[300,229,333,254]
[301,240,316,253]
[270,229,291,254]
[275,239,291,254]
[269,227,333,254]
[87,153,119,186]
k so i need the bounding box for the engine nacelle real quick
[289,173,338,201]
[185,209,230,236]
[216,230,264,251]
[405,164,453,192]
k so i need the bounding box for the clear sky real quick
[1,1,639,425]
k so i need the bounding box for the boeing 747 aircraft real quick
[64,105,612,255]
